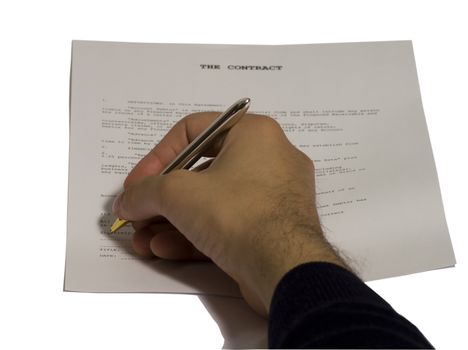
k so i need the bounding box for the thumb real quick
[112,169,198,222]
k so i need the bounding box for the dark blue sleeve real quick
[268,262,433,348]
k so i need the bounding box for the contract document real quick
[65,40,455,294]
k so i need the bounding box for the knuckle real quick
[305,156,315,173]
[254,114,282,129]
[243,114,284,137]
[293,149,315,175]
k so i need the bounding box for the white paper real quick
[65,40,455,294]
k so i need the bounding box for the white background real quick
[1,0,467,348]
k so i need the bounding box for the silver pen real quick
[111,97,251,232]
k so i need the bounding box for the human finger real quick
[150,230,208,260]
[114,169,203,222]
[131,216,168,231]
[132,226,158,257]
[133,222,208,260]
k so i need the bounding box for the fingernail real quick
[112,192,123,214]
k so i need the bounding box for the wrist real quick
[242,223,348,316]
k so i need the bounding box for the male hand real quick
[113,112,346,316]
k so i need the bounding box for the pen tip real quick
[111,218,128,233]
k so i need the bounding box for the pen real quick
[110,97,251,233]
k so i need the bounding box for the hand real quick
[112,112,347,316]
